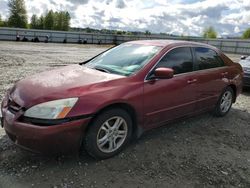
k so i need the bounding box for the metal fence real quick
[1,27,250,55]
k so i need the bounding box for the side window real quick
[156,47,193,75]
[195,47,225,70]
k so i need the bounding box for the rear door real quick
[143,47,197,129]
[192,47,228,111]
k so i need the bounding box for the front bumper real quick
[1,108,91,155]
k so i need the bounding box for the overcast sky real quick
[0,0,250,36]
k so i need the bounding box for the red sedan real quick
[1,40,243,159]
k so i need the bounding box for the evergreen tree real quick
[30,14,39,29]
[145,30,151,35]
[44,10,54,30]
[0,15,3,27]
[242,28,250,39]
[28,10,71,31]
[8,0,28,28]
[37,15,44,29]
[53,11,62,30]
[62,11,70,31]
[53,11,71,31]
[203,26,217,39]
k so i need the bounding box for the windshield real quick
[85,43,161,76]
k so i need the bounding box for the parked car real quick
[0,40,243,159]
[239,56,250,87]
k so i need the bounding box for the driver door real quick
[143,47,197,129]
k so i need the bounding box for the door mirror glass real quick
[154,67,174,79]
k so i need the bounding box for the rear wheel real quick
[214,87,234,117]
[84,108,132,159]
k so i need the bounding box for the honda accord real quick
[1,40,243,159]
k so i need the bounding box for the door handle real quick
[221,72,228,77]
[187,79,197,84]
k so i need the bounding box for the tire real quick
[214,87,234,117]
[84,108,133,159]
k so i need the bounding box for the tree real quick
[8,0,28,28]
[203,26,217,38]
[62,11,71,31]
[28,10,71,31]
[37,15,44,29]
[53,11,62,30]
[145,30,151,35]
[53,11,71,31]
[0,15,3,27]
[30,14,39,29]
[242,28,250,39]
[44,10,54,30]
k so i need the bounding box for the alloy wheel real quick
[96,116,128,153]
[220,91,233,113]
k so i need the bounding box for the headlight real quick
[24,98,78,119]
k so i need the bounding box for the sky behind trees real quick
[0,0,250,37]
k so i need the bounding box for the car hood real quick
[239,59,250,69]
[10,64,124,108]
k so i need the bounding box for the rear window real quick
[194,47,224,70]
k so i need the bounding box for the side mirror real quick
[154,67,174,79]
[241,56,246,60]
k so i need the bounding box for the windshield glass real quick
[85,43,161,76]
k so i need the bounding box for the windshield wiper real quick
[93,66,111,73]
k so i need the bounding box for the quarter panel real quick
[194,67,229,110]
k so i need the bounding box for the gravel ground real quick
[0,41,250,188]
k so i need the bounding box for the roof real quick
[127,39,213,48]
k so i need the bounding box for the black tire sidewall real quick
[84,108,133,159]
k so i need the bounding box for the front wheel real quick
[84,108,132,159]
[214,87,234,117]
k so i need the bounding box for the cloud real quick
[0,0,249,37]
[234,26,240,33]
[0,0,9,19]
[116,0,126,9]
[69,0,89,4]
